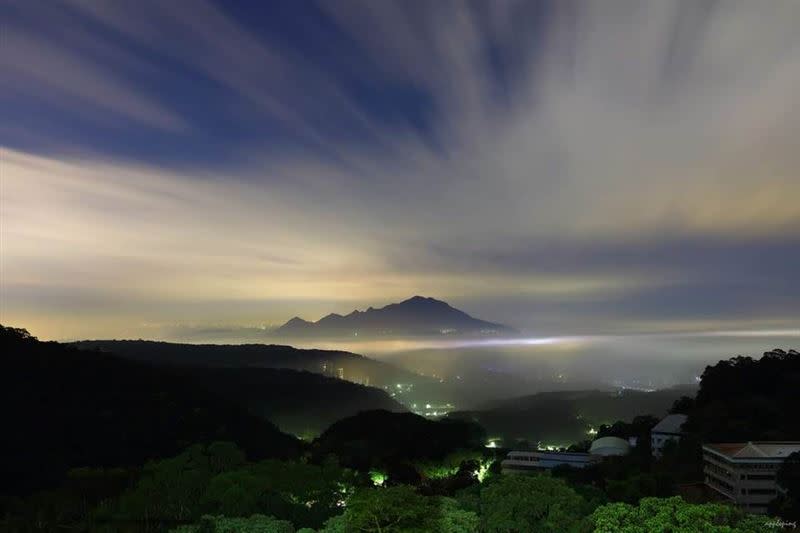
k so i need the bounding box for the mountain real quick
[1,325,301,497]
[275,295,516,338]
[70,339,416,436]
[167,366,407,438]
[72,339,421,388]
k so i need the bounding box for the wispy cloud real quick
[1,22,185,130]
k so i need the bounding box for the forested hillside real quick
[2,326,301,498]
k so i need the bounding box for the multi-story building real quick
[651,414,688,457]
[703,441,800,514]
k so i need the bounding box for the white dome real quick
[590,436,631,456]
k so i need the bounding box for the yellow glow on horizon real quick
[3,147,800,341]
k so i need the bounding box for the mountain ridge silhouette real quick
[275,295,516,337]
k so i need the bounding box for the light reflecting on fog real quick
[157,327,798,395]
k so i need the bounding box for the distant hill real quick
[275,295,516,338]
[311,410,486,471]
[71,339,410,436]
[168,366,407,438]
[73,339,420,388]
[448,385,697,448]
[1,325,301,497]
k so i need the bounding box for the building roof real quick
[508,451,591,458]
[651,414,688,435]
[590,436,631,455]
[704,441,800,460]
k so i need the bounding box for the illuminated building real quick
[501,450,600,473]
[589,436,631,456]
[703,441,800,514]
[650,414,688,457]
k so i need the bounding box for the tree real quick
[336,485,440,532]
[2,324,301,502]
[319,514,347,533]
[439,497,479,533]
[103,443,356,529]
[312,411,485,471]
[171,514,295,533]
[479,474,588,532]
[769,451,800,520]
[568,440,592,453]
[605,473,658,504]
[686,350,800,442]
[201,458,356,528]
[386,462,422,486]
[669,396,695,415]
[590,496,769,533]
[111,442,246,524]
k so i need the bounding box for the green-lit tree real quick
[438,497,479,533]
[590,496,769,533]
[332,485,439,532]
[479,474,588,532]
[321,486,478,533]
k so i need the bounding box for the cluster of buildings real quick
[501,413,799,515]
[501,435,632,473]
[319,361,346,381]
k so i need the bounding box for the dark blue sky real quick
[2,0,450,166]
[2,0,799,340]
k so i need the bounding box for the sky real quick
[2,0,799,341]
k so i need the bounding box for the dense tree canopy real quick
[322,485,479,533]
[171,514,295,533]
[312,410,485,471]
[590,496,768,533]
[102,443,355,530]
[685,349,800,442]
[332,485,440,532]
[479,475,588,533]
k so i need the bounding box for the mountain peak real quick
[279,316,313,331]
[275,296,515,338]
[400,295,448,306]
[406,295,435,302]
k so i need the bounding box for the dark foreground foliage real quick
[1,325,301,500]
